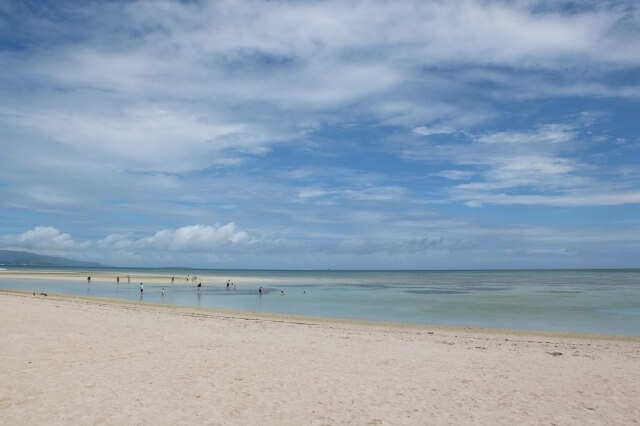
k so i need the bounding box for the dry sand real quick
[1,290,639,425]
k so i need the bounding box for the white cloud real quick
[100,224,251,253]
[1,2,636,197]
[0,1,639,269]
[413,125,456,136]
[298,188,337,200]
[460,190,640,207]
[436,170,476,180]
[0,226,76,252]
[336,235,465,255]
[456,155,582,191]
[506,248,577,255]
[400,120,640,206]
[1,216,638,268]
[3,1,638,162]
[477,124,576,145]
[297,185,406,203]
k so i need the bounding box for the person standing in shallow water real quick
[116,276,120,284]
[139,283,144,293]
[87,276,91,284]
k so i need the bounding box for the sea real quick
[1,267,639,336]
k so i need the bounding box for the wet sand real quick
[1,290,639,425]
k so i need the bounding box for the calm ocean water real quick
[1,268,639,335]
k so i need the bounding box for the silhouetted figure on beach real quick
[226,280,230,289]
[171,276,175,284]
[139,283,144,293]
[281,290,285,296]
[197,282,202,291]
[116,276,120,283]
[127,276,130,284]
[259,286,263,295]
[87,276,91,284]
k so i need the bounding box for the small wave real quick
[601,307,640,316]
[405,289,469,295]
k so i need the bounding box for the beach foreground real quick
[1,291,638,425]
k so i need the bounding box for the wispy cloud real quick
[400,119,640,207]
[0,1,639,268]
[461,191,640,207]
[435,170,477,181]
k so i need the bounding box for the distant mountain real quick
[0,250,103,268]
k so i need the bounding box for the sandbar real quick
[0,269,266,285]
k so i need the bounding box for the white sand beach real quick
[1,290,639,425]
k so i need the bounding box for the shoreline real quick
[2,268,638,337]
[2,289,638,342]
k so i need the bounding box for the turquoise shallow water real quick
[1,268,639,335]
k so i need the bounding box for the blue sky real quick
[0,0,639,269]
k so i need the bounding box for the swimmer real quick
[281,290,285,296]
